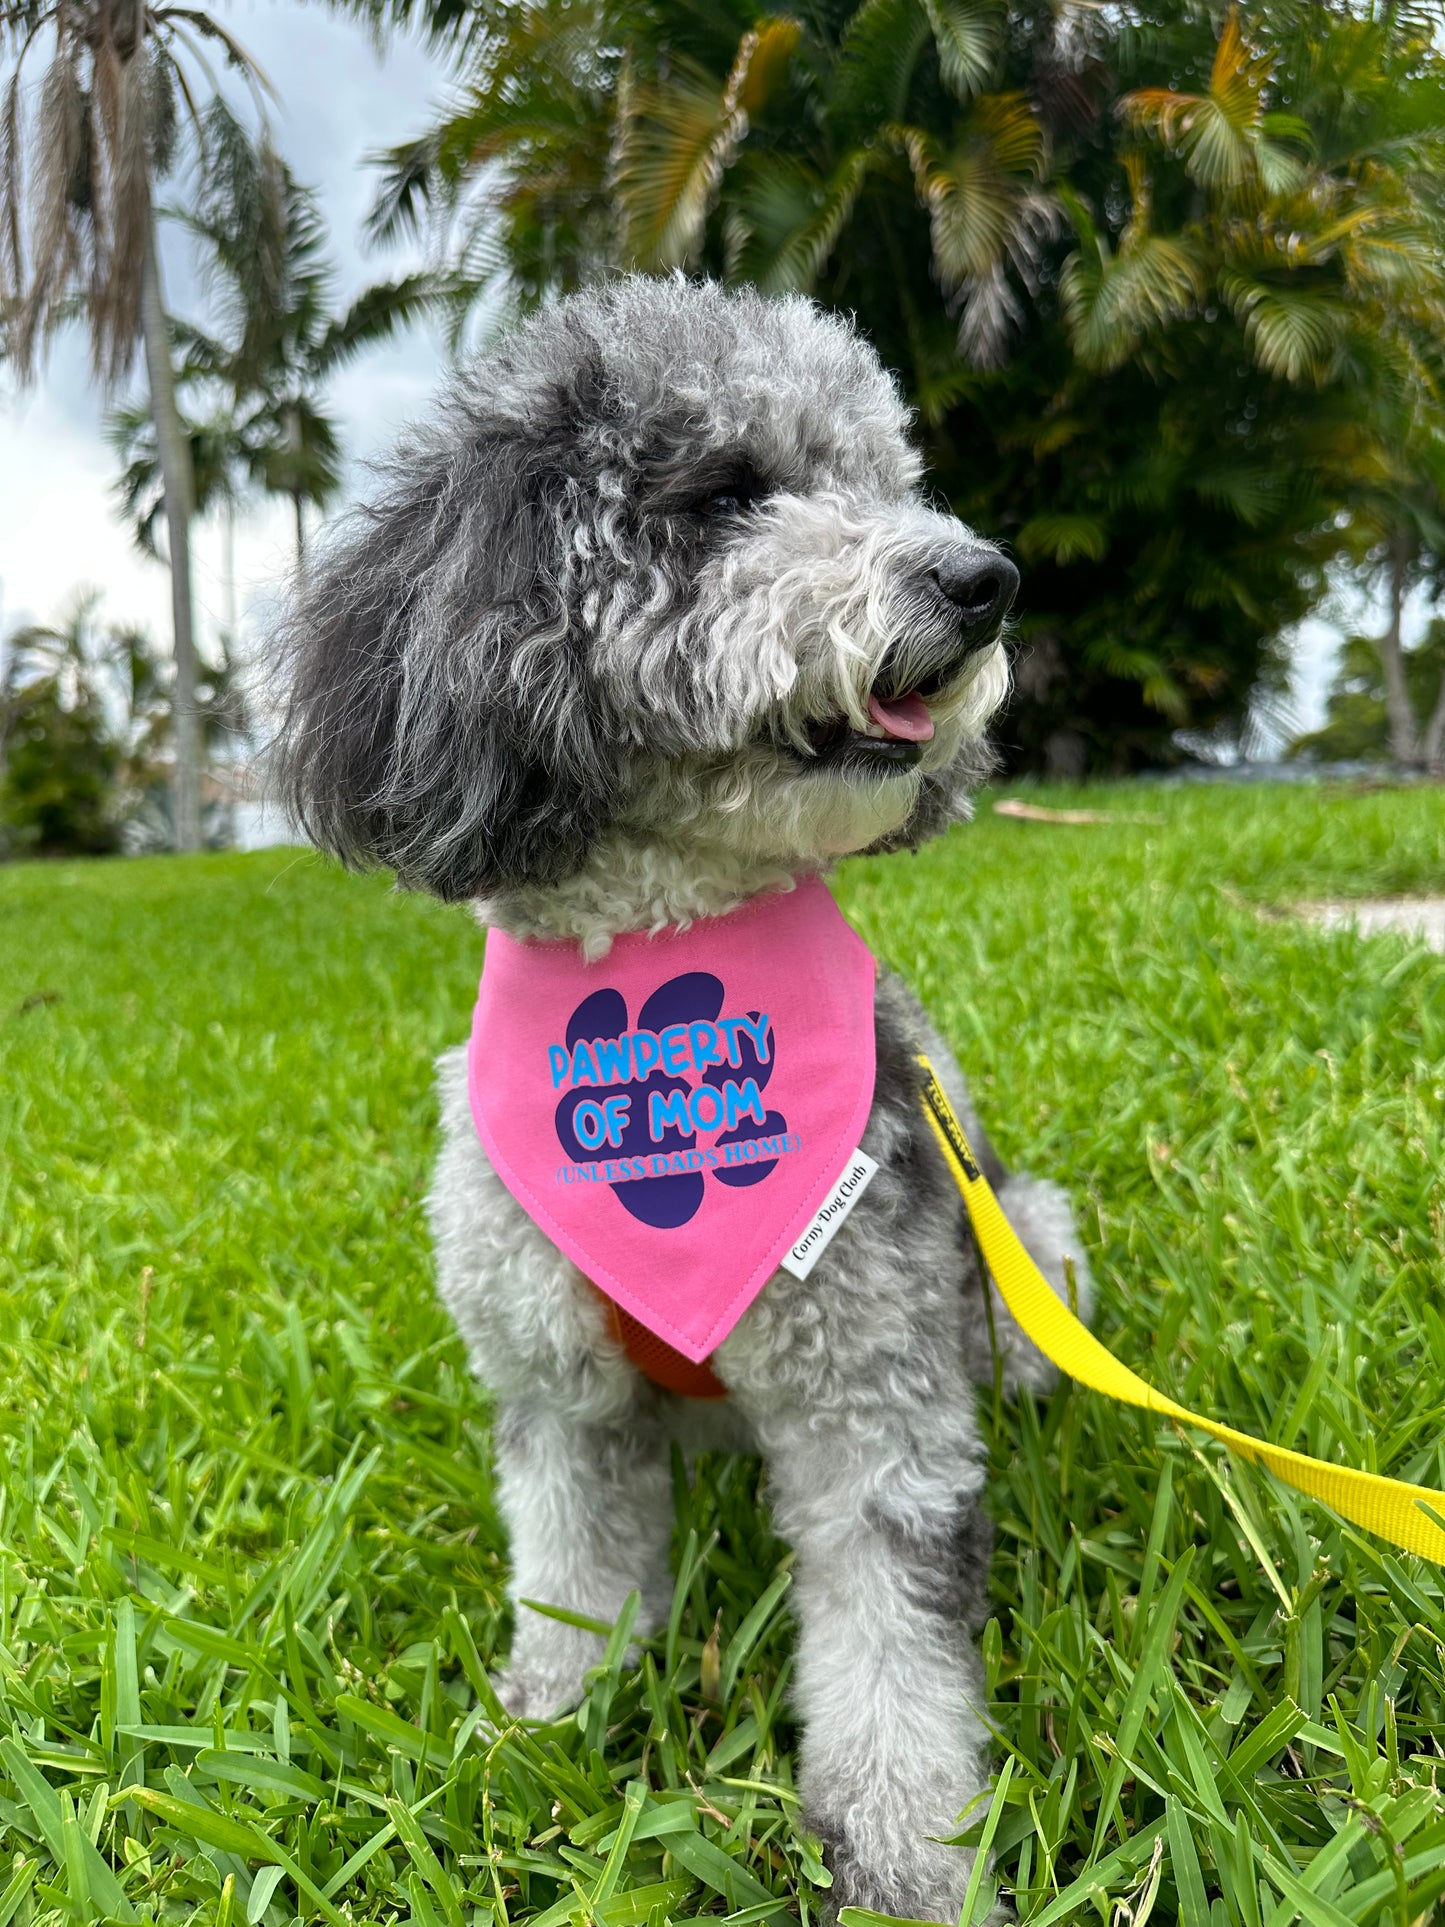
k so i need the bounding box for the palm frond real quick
[965,188,1062,361]
[94,44,151,384]
[152,10,274,108]
[1061,225,1204,371]
[834,0,931,134]
[1218,272,1345,383]
[1189,462,1288,530]
[1099,649,1192,722]
[1015,512,1109,564]
[11,42,86,378]
[910,355,979,427]
[312,0,488,55]
[364,132,443,247]
[736,16,801,116]
[922,0,1005,102]
[955,257,1021,367]
[143,43,180,178]
[189,97,296,380]
[896,124,1013,284]
[314,271,451,371]
[997,412,1086,457]
[614,63,739,266]
[969,87,1046,175]
[615,24,798,269]
[1120,10,1281,199]
[1,65,27,302]
[726,147,873,294]
[108,397,168,556]
[1181,97,1257,194]
[1252,133,1308,199]
[1206,8,1260,135]
[892,93,1045,288]
[107,398,248,557]
[244,394,344,510]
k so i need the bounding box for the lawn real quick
[2,780,1444,1927]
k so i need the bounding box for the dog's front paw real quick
[490,1661,585,1722]
[810,1810,979,1926]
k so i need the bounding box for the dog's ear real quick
[268,416,618,901]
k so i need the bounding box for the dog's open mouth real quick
[799,686,936,773]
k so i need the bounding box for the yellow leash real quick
[917,1057,1445,1566]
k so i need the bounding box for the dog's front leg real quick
[491,1400,670,1719]
[756,1403,994,1924]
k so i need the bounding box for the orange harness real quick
[597,1292,728,1398]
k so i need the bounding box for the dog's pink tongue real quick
[867,691,935,742]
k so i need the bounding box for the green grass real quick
[2,780,1444,1927]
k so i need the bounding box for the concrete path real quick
[1298,898,1445,952]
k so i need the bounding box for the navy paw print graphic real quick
[703,1008,788,1189]
[554,973,788,1228]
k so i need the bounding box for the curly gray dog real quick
[272,275,1090,1923]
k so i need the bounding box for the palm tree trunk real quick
[224,491,238,645]
[1421,667,1445,774]
[140,215,202,852]
[284,397,307,566]
[1378,532,1419,768]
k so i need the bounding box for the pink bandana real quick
[467,877,877,1362]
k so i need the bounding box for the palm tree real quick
[366,0,1063,369]
[1288,619,1445,769]
[0,1,265,850]
[0,590,162,852]
[350,1,1445,768]
[1337,460,1445,770]
[109,397,253,682]
[2,591,121,724]
[178,102,447,564]
[103,105,445,721]
[1105,5,1445,766]
[0,587,252,852]
[109,400,248,557]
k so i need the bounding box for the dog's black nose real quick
[930,551,1019,649]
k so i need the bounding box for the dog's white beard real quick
[700,640,1009,864]
[717,758,923,860]
[484,638,1007,955]
[636,660,1004,875]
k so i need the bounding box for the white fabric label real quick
[779,1148,879,1280]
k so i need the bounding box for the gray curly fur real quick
[270,278,1004,907]
[269,275,1092,1922]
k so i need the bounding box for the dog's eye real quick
[696,485,753,519]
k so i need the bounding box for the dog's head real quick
[271,276,1014,907]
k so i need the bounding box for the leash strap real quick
[917,1057,1445,1566]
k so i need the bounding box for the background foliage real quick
[1290,619,1445,764]
[0,592,247,858]
[366,0,1445,771]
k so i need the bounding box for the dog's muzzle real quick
[795,548,1017,776]
[929,549,1019,651]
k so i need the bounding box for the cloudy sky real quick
[0,4,448,662]
[0,9,1418,742]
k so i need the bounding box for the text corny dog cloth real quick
[468,876,877,1367]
